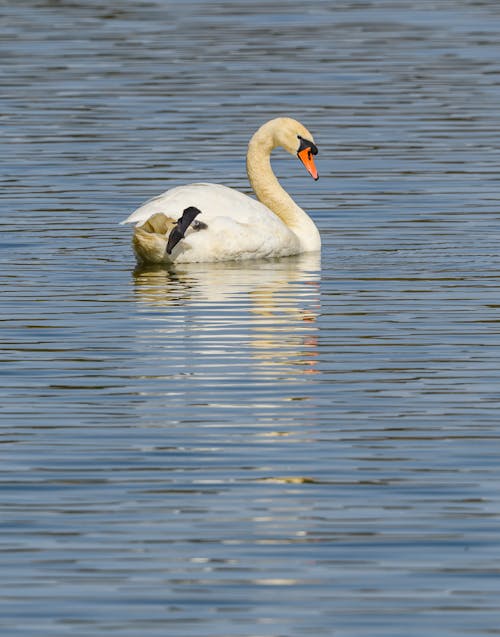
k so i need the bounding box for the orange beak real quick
[298,147,319,181]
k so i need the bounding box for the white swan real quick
[121,117,320,264]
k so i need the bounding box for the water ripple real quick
[2,1,500,636]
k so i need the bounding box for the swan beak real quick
[297,147,319,181]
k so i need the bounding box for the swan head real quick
[271,117,319,181]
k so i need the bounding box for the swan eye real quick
[297,135,318,156]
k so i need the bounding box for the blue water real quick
[2,1,500,635]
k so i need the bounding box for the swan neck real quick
[246,124,320,251]
[246,129,292,218]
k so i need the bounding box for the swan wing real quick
[122,183,301,262]
[120,183,273,227]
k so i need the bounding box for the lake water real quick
[2,1,500,635]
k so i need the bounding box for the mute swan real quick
[121,117,320,264]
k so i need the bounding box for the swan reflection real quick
[132,253,321,376]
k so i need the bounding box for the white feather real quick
[121,118,321,263]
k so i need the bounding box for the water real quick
[2,1,500,635]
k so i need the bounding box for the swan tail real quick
[132,208,205,264]
[132,213,176,264]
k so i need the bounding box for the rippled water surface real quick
[2,1,500,635]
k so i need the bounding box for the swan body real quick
[121,117,320,264]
